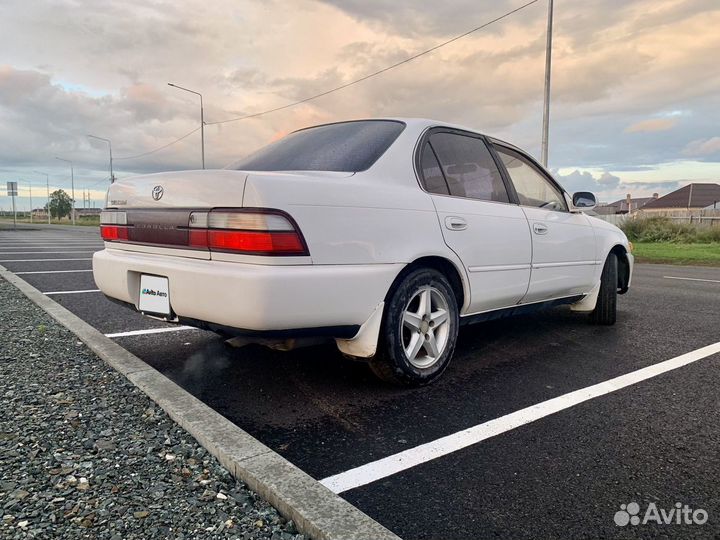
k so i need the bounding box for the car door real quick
[418,129,532,313]
[493,145,597,302]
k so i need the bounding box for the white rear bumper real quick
[93,248,401,334]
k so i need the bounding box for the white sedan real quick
[94,118,633,385]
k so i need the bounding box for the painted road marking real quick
[44,289,101,295]
[0,245,103,249]
[320,341,720,494]
[0,258,93,262]
[664,275,720,284]
[15,269,93,275]
[0,244,99,246]
[105,326,198,338]
[0,251,99,254]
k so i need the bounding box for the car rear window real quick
[226,120,406,172]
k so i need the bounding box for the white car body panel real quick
[521,207,598,302]
[430,194,532,312]
[93,117,633,358]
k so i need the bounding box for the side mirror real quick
[572,191,596,210]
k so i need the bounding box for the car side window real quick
[419,142,450,195]
[426,132,510,203]
[494,147,567,211]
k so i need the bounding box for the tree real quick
[48,189,73,219]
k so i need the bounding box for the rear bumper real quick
[93,248,401,335]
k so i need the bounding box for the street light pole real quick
[168,82,205,169]
[540,0,554,168]
[34,171,50,224]
[55,157,76,225]
[87,134,114,183]
[28,181,33,224]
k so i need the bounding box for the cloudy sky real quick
[1,0,719,210]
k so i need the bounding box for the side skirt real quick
[460,295,585,326]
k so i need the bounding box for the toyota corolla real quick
[93,118,633,385]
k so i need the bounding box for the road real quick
[2,224,719,539]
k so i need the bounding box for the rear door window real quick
[427,132,510,203]
[419,142,450,195]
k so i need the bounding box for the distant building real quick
[594,193,659,215]
[639,183,720,216]
[73,207,102,219]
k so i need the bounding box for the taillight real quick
[100,225,129,241]
[188,209,308,256]
[100,211,129,242]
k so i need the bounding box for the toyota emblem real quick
[151,185,164,201]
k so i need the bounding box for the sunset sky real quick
[1,0,719,210]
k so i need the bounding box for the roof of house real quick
[642,183,720,209]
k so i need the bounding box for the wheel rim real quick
[400,286,451,369]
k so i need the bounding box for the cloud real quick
[682,137,720,157]
[624,118,677,133]
[553,169,621,194]
[552,169,682,201]
[0,0,719,204]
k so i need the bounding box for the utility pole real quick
[168,83,205,169]
[28,181,33,223]
[540,0,554,168]
[55,157,75,225]
[87,135,115,183]
[34,171,50,224]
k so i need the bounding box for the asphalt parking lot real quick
[2,224,719,539]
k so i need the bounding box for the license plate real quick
[138,275,170,315]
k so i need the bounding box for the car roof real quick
[311,117,525,153]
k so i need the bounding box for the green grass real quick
[633,242,720,266]
[0,216,99,226]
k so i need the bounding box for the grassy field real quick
[0,216,99,227]
[633,242,720,266]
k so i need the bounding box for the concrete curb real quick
[0,264,401,540]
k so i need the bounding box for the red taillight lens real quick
[188,209,309,256]
[207,230,305,254]
[100,225,129,241]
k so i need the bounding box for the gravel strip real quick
[0,276,306,540]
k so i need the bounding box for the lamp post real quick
[55,157,76,225]
[540,0,554,168]
[87,134,114,183]
[168,82,205,169]
[33,171,50,224]
[27,181,33,223]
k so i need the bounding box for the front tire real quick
[590,253,618,325]
[370,268,459,386]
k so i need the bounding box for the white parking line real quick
[0,251,99,254]
[105,326,197,338]
[664,275,720,284]
[319,341,720,494]
[0,243,103,246]
[15,269,93,275]
[44,289,101,295]
[0,258,93,262]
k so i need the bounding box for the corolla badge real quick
[151,185,164,201]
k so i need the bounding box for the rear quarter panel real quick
[242,173,453,266]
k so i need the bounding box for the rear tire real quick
[369,268,459,386]
[590,253,618,325]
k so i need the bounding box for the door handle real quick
[533,223,548,235]
[445,216,467,231]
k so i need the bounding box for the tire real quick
[590,253,618,325]
[369,268,459,386]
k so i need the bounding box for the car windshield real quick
[226,120,405,172]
